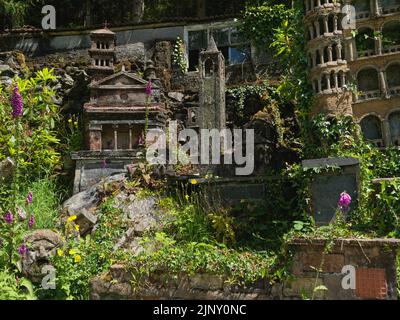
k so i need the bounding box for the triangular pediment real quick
[90,71,157,89]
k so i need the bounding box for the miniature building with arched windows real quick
[71,27,167,194]
[304,0,400,148]
[197,36,226,131]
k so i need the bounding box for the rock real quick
[62,173,127,235]
[113,192,160,235]
[115,43,145,65]
[21,230,63,283]
[0,64,16,77]
[168,91,184,102]
[0,157,14,183]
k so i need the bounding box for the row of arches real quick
[305,0,338,12]
[356,63,400,100]
[352,0,400,17]
[305,0,400,15]
[308,43,346,67]
[307,13,344,40]
[360,111,400,147]
[356,21,400,57]
[312,70,350,93]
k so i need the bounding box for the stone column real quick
[88,124,102,151]
[379,68,388,98]
[317,0,321,7]
[376,36,382,55]
[113,124,118,151]
[309,25,314,39]
[373,0,380,16]
[314,21,320,37]
[334,72,339,89]
[312,51,317,67]
[320,50,324,64]
[341,72,346,87]
[337,43,342,60]
[382,119,391,147]
[348,41,354,61]
[334,15,338,32]
[323,16,329,34]
[318,77,322,92]
[128,125,133,150]
[326,73,331,91]
[306,0,310,12]
[328,45,333,62]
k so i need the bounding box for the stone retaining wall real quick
[89,238,400,300]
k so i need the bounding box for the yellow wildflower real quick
[184,194,190,201]
[68,118,72,123]
[190,179,198,185]
[74,255,82,263]
[57,249,64,257]
[67,215,77,222]
[69,249,77,255]
[75,224,80,231]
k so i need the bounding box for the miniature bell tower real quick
[198,36,226,130]
[88,24,116,82]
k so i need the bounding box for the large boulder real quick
[62,173,127,235]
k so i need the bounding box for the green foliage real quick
[0,268,36,300]
[172,37,188,73]
[18,178,66,229]
[240,2,293,50]
[0,69,62,182]
[47,198,129,300]
[128,234,281,287]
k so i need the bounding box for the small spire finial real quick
[207,36,218,52]
[122,64,126,72]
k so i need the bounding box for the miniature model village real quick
[0,0,400,300]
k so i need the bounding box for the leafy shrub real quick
[0,68,62,181]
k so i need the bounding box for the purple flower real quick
[4,212,13,224]
[10,84,23,118]
[338,191,352,210]
[28,215,35,229]
[145,80,152,96]
[26,192,33,204]
[18,244,27,256]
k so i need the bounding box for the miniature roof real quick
[90,27,115,35]
[90,70,158,89]
[206,36,218,52]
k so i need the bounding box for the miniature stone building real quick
[304,0,400,147]
[87,26,116,82]
[187,36,226,131]
[72,27,167,194]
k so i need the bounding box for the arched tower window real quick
[360,115,383,146]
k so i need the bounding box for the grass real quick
[18,178,65,229]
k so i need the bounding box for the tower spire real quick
[207,36,218,52]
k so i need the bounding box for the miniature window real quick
[360,115,383,142]
[188,25,251,71]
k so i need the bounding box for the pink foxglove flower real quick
[4,211,13,224]
[18,244,27,256]
[26,191,33,204]
[28,215,35,229]
[338,191,352,212]
[10,84,23,118]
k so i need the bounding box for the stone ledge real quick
[289,237,400,248]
